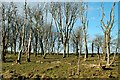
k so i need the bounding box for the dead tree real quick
[101,2,116,67]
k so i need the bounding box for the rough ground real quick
[1,53,120,79]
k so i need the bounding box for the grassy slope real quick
[1,53,120,79]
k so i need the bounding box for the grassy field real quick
[1,53,120,79]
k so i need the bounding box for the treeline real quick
[1,1,119,67]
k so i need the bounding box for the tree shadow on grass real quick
[101,66,113,70]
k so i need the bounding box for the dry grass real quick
[1,53,120,79]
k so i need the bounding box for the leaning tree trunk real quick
[17,31,24,64]
[43,38,47,59]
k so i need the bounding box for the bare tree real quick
[50,2,79,58]
[80,3,89,61]
[17,1,27,63]
[25,6,33,62]
[1,4,6,62]
[93,35,103,66]
[101,2,116,67]
[10,2,18,55]
[71,27,83,56]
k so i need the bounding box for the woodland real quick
[0,1,120,79]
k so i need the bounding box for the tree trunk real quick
[80,44,82,55]
[1,37,5,62]
[115,44,118,54]
[103,32,107,60]
[43,39,47,59]
[91,42,94,57]
[79,37,82,55]
[40,38,44,55]
[14,39,16,55]
[26,31,32,62]
[83,30,88,61]
[97,45,100,65]
[67,39,69,57]
[17,21,25,64]
[17,49,22,64]
[97,45,100,59]
[43,47,47,59]
[57,40,60,55]
[2,36,6,62]
[63,42,66,58]
[106,32,110,67]
[34,36,38,57]
[76,43,78,56]
[10,43,13,54]
[77,47,81,75]
[17,34,24,64]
